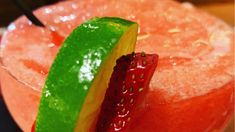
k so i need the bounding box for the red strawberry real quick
[96,52,158,132]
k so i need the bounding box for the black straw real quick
[11,0,45,27]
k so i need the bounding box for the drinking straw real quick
[10,0,45,27]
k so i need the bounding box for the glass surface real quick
[0,0,234,131]
[0,63,41,132]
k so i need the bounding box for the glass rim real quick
[0,50,41,93]
[0,28,41,93]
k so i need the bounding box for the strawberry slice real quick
[96,52,158,132]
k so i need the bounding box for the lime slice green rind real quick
[36,17,138,132]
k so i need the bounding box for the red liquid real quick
[0,0,234,131]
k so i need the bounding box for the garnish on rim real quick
[96,52,158,132]
[35,17,138,132]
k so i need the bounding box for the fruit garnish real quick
[36,17,138,132]
[95,52,158,132]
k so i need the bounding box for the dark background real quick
[0,0,60,27]
[0,96,21,131]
